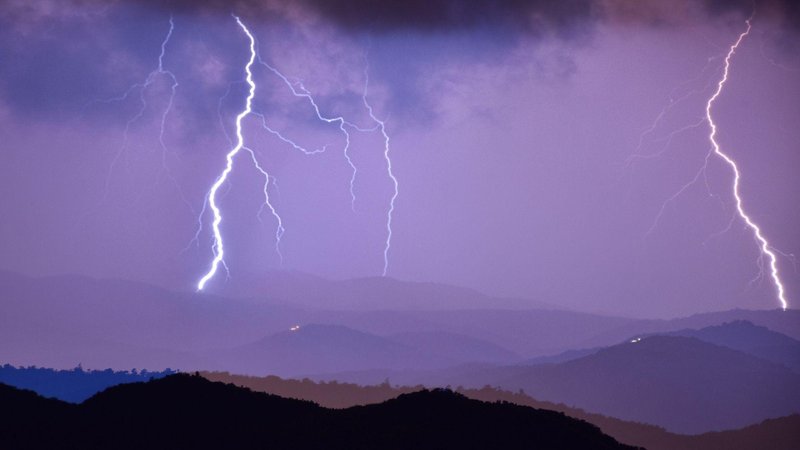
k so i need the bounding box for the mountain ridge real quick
[0,374,638,450]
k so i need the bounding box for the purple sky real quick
[1,0,798,317]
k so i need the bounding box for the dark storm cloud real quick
[694,0,797,28]
[124,0,596,35]
[295,0,595,36]
[0,0,795,123]
[705,0,798,23]
[0,0,598,124]
[0,0,597,36]
[0,3,249,125]
[116,0,800,30]
[3,0,797,30]
[311,0,796,32]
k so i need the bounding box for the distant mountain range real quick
[3,270,800,435]
[3,270,798,370]
[494,335,800,433]
[212,324,441,376]
[659,320,800,372]
[310,322,800,434]
[524,319,800,372]
[0,374,637,450]
[209,324,525,377]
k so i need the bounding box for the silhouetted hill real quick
[201,371,422,408]
[661,320,800,372]
[201,371,800,450]
[337,387,635,450]
[0,364,175,402]
[0,382,76,450]
[489,336,800,433]
[0,374,638,450]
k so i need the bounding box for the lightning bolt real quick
[196,16,266,291]
[254,56,380,211]
[252,112,328,156]
[642,18,788,310]
[196,17,400,289]
[705,19,787,310]
[99,16,180,196]
[361,67,399,276]
[153,17,179,168]
[245,146,285,264]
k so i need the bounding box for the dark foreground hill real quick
[0,374,637,450]
[201,371,800,450]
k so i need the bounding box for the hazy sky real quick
[1,0,798,317]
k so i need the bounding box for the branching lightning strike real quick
[196,16,263,291]
[255,56,381,211]
[195,16,399,290]
[640,18,788,310]
[101,16,180,197]
[705,19,787,310]
[361,68,398,276]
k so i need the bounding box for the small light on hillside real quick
[630,337,642,343]
[290,325,301,332]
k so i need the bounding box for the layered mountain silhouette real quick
[524,319,800,370]
[6,364,794,450]
[472,336,800,433]
[4,269,800,438]
[660,320,800,372]
[311,334,800,433]
[210,324,524,376]
[213,324,442,376]
[4,270,799,373]
[0,374,637,450]
[201,371,800,450]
